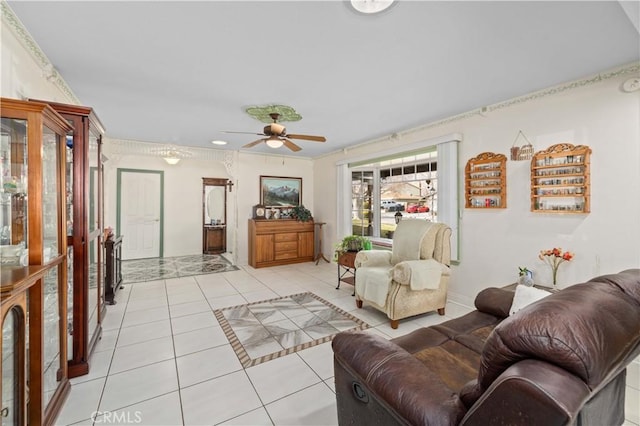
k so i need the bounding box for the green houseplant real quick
[334,235,370,260]
[290,205,313,222]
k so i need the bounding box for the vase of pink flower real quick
[539,248,574,289]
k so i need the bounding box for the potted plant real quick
[334,235,370,260]
[290,205,313,222]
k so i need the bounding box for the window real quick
[351,170,374,237]
[351,150,438,238]
[336,134,460,261]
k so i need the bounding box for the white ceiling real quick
[7,1,640,158]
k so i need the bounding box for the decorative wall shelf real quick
[531,143,591,214]
[465,152,507,209]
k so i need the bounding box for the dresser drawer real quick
[275,250,298,260]
[275,241,298,252]
[274,233,297,242]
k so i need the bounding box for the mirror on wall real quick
[202,178,228,254]
[204,185,225,225]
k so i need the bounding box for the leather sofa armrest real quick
[354,250,392,268]
[460,359,590,426]
[332,332,466,425]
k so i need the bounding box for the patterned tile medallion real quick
[215,292,370,367]
[121,254,239,283]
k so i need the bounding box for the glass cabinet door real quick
[0,118,28,267]
[2,305,25,425]
[42,126,61,264]
[65,132,74,361]
[41,126,66,410]
[87,132,102,342]
[42,266,63,408]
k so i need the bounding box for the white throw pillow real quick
[509,285,552,316]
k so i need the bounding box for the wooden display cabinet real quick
[35,100,106,379]
[465,152,507,209]
[248,219,314,268]
[531,143,591,213]
[1,98,72,425]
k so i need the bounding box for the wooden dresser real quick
[248,219,315,268]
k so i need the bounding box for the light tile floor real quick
[56,261,640,426]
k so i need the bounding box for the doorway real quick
[117,169,164,260]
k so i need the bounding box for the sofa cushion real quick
[391,310,505,393]
[477,279,640,390]
[588,269,640,305]
[391,219,433,264]
[508,285,552,316]
[474,287,515,318]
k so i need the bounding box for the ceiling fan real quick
[223,113,326,152]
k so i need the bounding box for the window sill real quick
[369,237,392,250]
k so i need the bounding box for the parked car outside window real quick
[381,200,404,211]
[406,204,430,213]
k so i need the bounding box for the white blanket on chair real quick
[393,259,444,290]
[355,266,391,307]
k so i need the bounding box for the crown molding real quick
[104,138,229,161]
[485,62,640,114]
[1,1,80,104]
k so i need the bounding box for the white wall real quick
[314,67,640,307]
[101,149,232,259]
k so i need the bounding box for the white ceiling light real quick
[211,140,227,145]
[265,136,284,149]
[153,144,193,165]
[351,0,394,14]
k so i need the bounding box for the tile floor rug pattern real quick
[215,292,370,367]
[121,254,239,283]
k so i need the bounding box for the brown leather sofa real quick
[332,269,640,426]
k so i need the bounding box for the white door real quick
[118,170,163,260]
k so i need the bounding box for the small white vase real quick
[518,272,534,287]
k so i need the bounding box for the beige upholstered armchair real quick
[354,220,451,329]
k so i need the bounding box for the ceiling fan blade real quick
[221,131,266,136]
[283,139,302,152]
[243,138,265,148]
[285,133,326,142]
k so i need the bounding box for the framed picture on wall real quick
[260,175,302,208]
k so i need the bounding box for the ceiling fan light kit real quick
[266,136,284,149]
[222,111,326,152]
